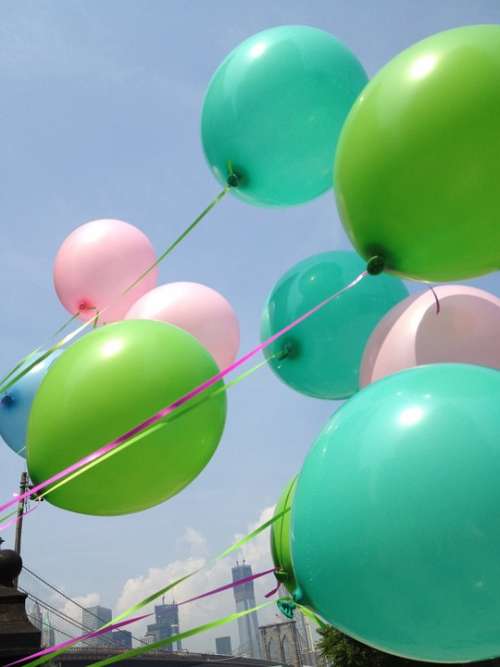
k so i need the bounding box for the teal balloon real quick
[261,251,408,399]
[292,364,500,663]
[0,351,62,457]
[201,26,368,207]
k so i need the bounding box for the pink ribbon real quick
[177,567,275,606]
[0,271,366,518]
[4,613,151,667]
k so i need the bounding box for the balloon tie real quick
[0,271,367,522]
[366,255,385,275]
[277,597,296,619]
[0,187,230,393]
[429,286,441,314]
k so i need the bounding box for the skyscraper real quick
[112,629,133,649]
[82,605,113,648]
[215,636,232,655]
[232,561,261,658]
[145,600,182,651]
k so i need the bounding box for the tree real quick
[316,624,411,666]
[316,625,500,667]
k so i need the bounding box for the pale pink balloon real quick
[360,285,500,387]
[125,282,240,369]
[53,219,158,324]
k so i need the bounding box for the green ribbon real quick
[89,602,273,667]
[107,506,289,627]
[0,186,229,394]
[19,509,289,667]
[296,603,327,629]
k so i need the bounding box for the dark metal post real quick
[14,471,28,582]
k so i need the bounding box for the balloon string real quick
[0,186,231,394]
[0,271,367,519]
[176,567,275,607]
[0,356,270,529]
[123,185,230,296]
[4,613,151,667]
[89,602,274,667]
[13,568,275,667]
[429,286,441,314]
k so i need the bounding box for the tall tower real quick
[145,600,182,651]
[82,606,113,648]
[232,561,261,658]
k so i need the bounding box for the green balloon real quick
[202,25,367,207]
[335,25,500,282]
[27,320,226,516]
[292,364,500,663]
[261,251,408,399]
[270,477,297,594]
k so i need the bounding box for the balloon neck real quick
[1,394,14,407]
[367,255,385,275]
[227,171,242,188]
[276,341,293,361]
[78,299,94,313]
[292,586,304,604]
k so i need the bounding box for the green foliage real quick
[316,624,401,666]
[316,625,500,666]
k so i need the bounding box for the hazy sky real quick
[1,0,499,652]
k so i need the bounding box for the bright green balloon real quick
[261,251,408,399]
[270,477,297,594]
[27,320,226,516]
[292,364,500,663]
[335,25,500,281]
[202,25,368,207]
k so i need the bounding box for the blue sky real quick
[1,0,499,651]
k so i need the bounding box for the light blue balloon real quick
[292,364,500,663]
[0,351,62,457]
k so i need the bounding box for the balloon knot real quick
[1,394,14,407]
[277,598,296,619]
[276,342,293,361]
[367,255,385,275]
[227,172,241,188]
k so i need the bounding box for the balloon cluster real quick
[261,23,500,667]
[1,219,240,515]
[0,22,499,662]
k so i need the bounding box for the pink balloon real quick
[360,285,500,387]
[125,282,240,369]
[53,219,158,324]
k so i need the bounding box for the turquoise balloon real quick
[292,364,500,663]
[201,26,368,207]
[261,252,408,399]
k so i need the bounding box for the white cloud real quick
[176,526,209,557]
[112,505,279,652]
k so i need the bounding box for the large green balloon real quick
[261,251,408,399]
[202,25,367,207]
[27,320,226,516]
[335,25,500,281]
[270,477,297,594]
[292,364,500,663]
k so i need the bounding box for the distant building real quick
[112,629,133,649]
[28,602,56,648]
[82,605,113,648]
[43,610,56,647]
[277,585,317,665]
[145,600,182,651]
[259,620,301,666]
[232,561,261,658]
[215,636,232,655]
